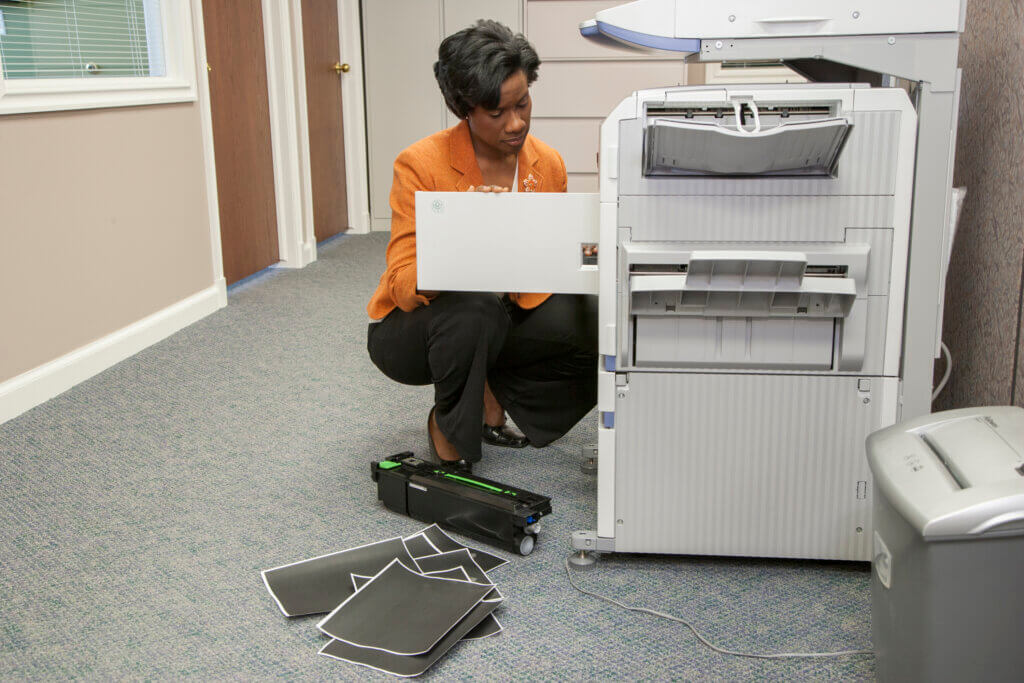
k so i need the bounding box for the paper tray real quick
[644,116,852,177]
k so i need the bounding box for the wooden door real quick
[203,1,280,285]
[301,0,349,242]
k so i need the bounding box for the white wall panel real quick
[567,172,599,193]
[531,60,686,117]
[528,117,601,173]
[362,0,522,223]
[362,0,445,222]
[444,0,521,35]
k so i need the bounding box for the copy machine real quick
[416,0,965,562]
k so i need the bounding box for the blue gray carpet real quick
[0,233,874,679]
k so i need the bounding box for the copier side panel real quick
[614,372,888,560]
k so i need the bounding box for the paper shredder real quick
[866,406,1024,682]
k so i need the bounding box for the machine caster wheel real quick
[567,549,598,569]
[515,534,536,556]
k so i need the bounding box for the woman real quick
[366,20,597,471]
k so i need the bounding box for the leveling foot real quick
[567,549,598,569]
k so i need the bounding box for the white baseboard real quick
[274,240,317,269]
[302,240,316,265]
[347,210,373,235]
[0,279,228,425]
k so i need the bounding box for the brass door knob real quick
[333,62,350,74]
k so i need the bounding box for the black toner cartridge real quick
[371,452,552,556]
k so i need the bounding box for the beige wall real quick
[526,0,697,193]
[935,0,1024,410]
[0,102,215,382]
[362,0,523,228]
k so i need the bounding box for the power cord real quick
[564,558,874,660]
[933,341,953,401]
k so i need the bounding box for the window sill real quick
[0,77,197,115]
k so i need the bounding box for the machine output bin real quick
[866,406,1024,682]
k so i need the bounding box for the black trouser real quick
[367,293,598,462]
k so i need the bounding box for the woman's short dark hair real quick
[434,20,540,119]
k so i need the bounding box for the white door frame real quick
[198,0,371,280]
[338,0,371,235]
[263,0,317,267]
[265,0,371,254]
[191,0,227,292]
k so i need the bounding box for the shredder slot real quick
[920,417,1024,488]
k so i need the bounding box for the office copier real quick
[416,0,965,562]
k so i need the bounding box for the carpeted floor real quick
[0,233,874,679]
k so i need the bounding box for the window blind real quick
[0,0,164,79]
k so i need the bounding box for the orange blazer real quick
[366,120,568,320]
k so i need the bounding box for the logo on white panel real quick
[431,200,444,214]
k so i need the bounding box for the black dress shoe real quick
[427,407,473,473]
[435,457,474,474]
[481,422,529,448]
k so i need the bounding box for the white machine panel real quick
[591,0,963,41]
[416,192,600,295]
[613,372,888,560]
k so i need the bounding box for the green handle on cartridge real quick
[434,470,517,496]
[378,461,401,470]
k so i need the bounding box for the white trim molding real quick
[340,0,371,234]
[0,1,198,115]
[0,280,227,426]
[191,0,225,287]
[263,0,317,270]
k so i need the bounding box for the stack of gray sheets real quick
[261,524,508,677]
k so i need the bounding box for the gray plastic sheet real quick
[414,548,491,584]
[406,524,508,572]
[263,525,511,676]
[316,559,494,656]
[352,568,503,641]
[401,533,439,558]
[319,595,502,677]
[261,537,416,617]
